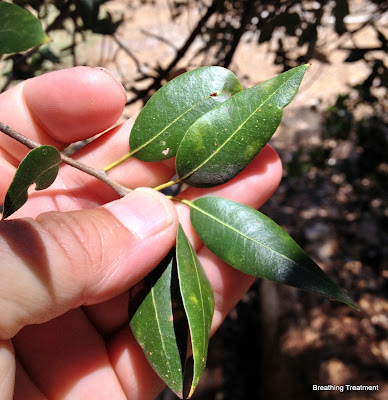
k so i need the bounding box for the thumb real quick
[0,188,177,340]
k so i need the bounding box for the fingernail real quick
[106,188,174,238]
[95,67,127,96]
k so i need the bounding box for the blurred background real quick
[1,1,387,399]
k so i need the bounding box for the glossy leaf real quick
[129,250,187,398]
[2,146,61,219]
[0,2,50,57]
[175,65,309,188]
[187,197,357,309]
[176,225,214,398]
[129,66,242,161]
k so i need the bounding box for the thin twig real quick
[0,121,131,198]
[112,34,146,75]
[140,29,178,51]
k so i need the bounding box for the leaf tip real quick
[332,288,359,311]
[343,296,360,311]
[187,385,196,399]
[42,34,51,46]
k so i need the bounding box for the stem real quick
[103,151,133,172]
[180,199,193,207]
[166,195,182,202]
[153,178,181,192]
[164,196,194,207]
[0,121,131,198]
[165,196,193,207]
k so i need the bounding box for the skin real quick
[0,66,282,400]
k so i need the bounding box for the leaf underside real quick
[2,145,61,219]
[188,196,358,309]
[129,66,242,162]
[0,2,50,57]
[175,64,309,188]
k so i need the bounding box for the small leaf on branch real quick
[187,197,357,309]
[175,64,309,187]
[129,249,187,398]
[0,2,50,57]
[2,145,61,219]
[129,66,242,161]
[176,225,214,398]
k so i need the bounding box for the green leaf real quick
[175,65,309,188]
[129,66,242,162]
[187,197,357,309]
[0,2,50,57]
[129,250,187,398]
[176,225,214,398]
[2,146,61,219]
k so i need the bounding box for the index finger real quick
[0,66,126,165]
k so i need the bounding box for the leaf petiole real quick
[103,149,138,172]
[153,178,181,192]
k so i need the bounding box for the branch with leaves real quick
[0,64,357,399]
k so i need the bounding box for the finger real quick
[0,188,178,340]
[13,309,127,399]
[0,339,15,400]
[83,292,130,337]
[108,327,165,400]
[198,247,256,330]
[13,359,47,400]
[0,67,126,164]
[0,157,16,201]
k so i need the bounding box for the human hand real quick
[0,67,282,399]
